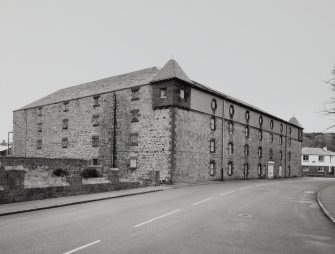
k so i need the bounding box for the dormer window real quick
[160,88,167,98]
[211,99,217,110]
[180,89,185,99]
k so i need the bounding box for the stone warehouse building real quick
[12,59,303,183]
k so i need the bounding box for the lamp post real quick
[7,131,13,156]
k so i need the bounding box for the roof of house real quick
[16,59,303,128]
[151,59,193,84]
[302,147,335,156]
[0,145,11,152]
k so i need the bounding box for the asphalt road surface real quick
[1,178,335,254]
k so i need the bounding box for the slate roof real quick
[289,116,303,128]
[18,67,160,110]
[151,59,193,84]
[302,147,335,156]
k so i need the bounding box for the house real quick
[301,147,335,176]
[0,140,12,156]
[12,59,303,183]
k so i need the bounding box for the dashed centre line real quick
[134,209,182,228]
[220,191,235,196]
[192,197,214,206]
[63,240,101,254]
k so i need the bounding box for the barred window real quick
[209,161,216,176]
[92,135,100,147]
[92,158,100,166]
[228,161,234,176]
[210,139,216,153]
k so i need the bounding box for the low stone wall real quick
[0,182,140,204]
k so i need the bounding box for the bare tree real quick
[323,68,335,130]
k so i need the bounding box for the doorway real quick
[268,162,274,178]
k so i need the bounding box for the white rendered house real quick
[301,147,335,176]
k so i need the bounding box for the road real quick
[1,178,335,254]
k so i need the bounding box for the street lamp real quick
[7,131,13,156]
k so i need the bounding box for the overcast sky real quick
[1,0,335,142]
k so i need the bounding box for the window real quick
[92,114,100,126]
[259,115,263,126]
[288,152,291,161]
[130,133,139,146]
[210,116,216,130]
[245,126,250,138]
[228,142,234,155]
[258,164,262,176]
[258,146,262,158]
[37,139,42,149]
[92,135,100,147]
[63,101,69,112]
[37,107,43,116]
[228,121,234,134]
[298,130,303,141]
[210,139,216,153]
[62,119,69,130]
[280,151,283,160]
[131,87,140,101]
[93,94,100,107]
[270,120,274,129]
[289,127,292,135]
[92,158,100,166]
[211,99,217,110]
[279,135,283,145]
[280,123,283,132]
[229,105,234,117]
[180,89,185,99]
[269,149,273,160]
[244,163,249,176]
[245,111,250,122]
[303,155,309,161]
[319,156,325,162]
[244,144,249,156]
[62,137,68,148]
[160,88,167,98]
[288,166,291,175]
[288,138,292,147]
[130,157,137,169]
[227,161,234,176]
[270,133,274,143]
[318,167,325,173]
[209,161,216,176]
[302,166,309,172]
[37,122,42,132]
[131,109,140,122]
[258,130,263,141]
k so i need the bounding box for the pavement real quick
[1,178,335,254]
[318,183,335,224]
[0,185,171,216]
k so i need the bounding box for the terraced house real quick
[12,59,303,183]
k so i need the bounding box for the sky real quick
[1,0,335,142]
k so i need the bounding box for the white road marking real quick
[192,197,214,205]
[294,200,315,204]
[63,240,101,254]
[220,191,235,196]
[134,209,182,228]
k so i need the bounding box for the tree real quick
[323,68,335,130]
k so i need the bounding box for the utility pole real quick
[7,131,13,156]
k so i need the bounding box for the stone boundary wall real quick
[0,156,88,175]
[0,182,140,204]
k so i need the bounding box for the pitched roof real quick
[151,59,193,84]
[289,116,303,128]
[302,147,335,156]
[18,67,160,110]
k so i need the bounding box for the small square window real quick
[37,139,42,149]
[92,135,100,147]
[130,133,139,146]
[211,99,217,110]
[160,88,167,99]
[93,94,100,107]
[92,158,100,166]
[210,139,216,153]
[63,101,69,112]
[131,109,140,122]
[92,114,100,126]
[62,137,68,148]
[37,122,42,132]
[131,87,140,101]
[209,161,216,176]
[227,161,234,176]
[62,119,69,130]
[303,155,309,161]
[318,156,324,162]
[210,116,216,130]
[130,157,137,169]
[180,89,185,99]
